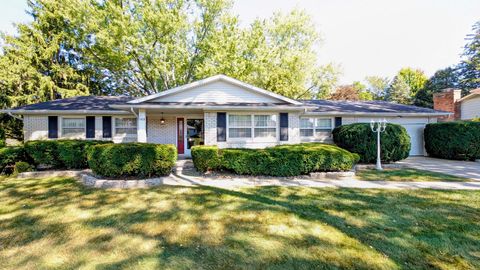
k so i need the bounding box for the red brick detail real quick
[433,88,462,121]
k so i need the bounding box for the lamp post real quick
[370,119,387,170]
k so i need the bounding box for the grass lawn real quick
[357,168,470,182]
[1,177,480,269]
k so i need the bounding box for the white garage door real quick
[401,124,425,156]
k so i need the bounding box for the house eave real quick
[1,109,132,115]
[302,111,452,117]
[110,104,307,111]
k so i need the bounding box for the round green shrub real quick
[191,146,221,172]
[13,161,33,175]
[424,121,480,161]
[87,143,177,178]
[332,123,411,163]
[192,143,359,177]
[0,146,27,174]
[0,128,5,148]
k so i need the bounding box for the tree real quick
[299,63,342,99]
[386,76,411,104]
[365,76,390,100]
[330,82,373,101]
[458,21,480,93]
[414,67,459,108]
[395,68,428,98]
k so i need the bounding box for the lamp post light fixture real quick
[370,119,387,170]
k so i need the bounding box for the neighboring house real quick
[2,75,449,156]
[433,88,480,121]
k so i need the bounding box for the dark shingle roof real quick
[300,100,447,114]
[12,96,133,111]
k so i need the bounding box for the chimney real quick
[433,88,462,121]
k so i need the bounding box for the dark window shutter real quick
[279,113,289,141]
[217,112,226,142]
[86,116,95,138]
[48,116,58,139]
[335,117,342,128]
[102,116,112,138]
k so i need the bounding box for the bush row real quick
[424,121,480,161]
[24,140,111,169]
[0,128,5,148]
[191,143,360,177]
[332,123,411,163]
[0,146,28,174]
[87,143,177,178]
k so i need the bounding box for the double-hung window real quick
[254,115,277,138]
[62,118,85,137]
[115,118,137,136]
[228,114,277,139]
[300,117,332,137]
[228,115,252,138]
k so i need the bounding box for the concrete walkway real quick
[397,156,480,181]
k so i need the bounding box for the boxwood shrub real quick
[191,143,359,176]
[24,140,111,169]
[0,146,28,174]
[424,121,480,161]
[87,143,177,178]
[332,123,411,163]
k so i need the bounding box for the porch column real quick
[138,109,147,143]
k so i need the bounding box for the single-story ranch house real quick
[2,75,450,157]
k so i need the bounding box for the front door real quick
[185,119,204,156]
[177,118,185,154]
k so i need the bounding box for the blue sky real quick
[1,0,479,83]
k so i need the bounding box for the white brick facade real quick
[24,115,49,141]
[147,116,176,145]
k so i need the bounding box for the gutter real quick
[7,112,24,121]
[111,104,309,111]
[130,107,138,117]
[302,111,453,117]
[0,109,132,115]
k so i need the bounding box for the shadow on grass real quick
[1,177,480,269]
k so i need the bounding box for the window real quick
[254,115,277,138]
[228,114,277,139]
[115,118,137,135]
[300,117,332,137]
[228,115,252,138]
[62,118,85,137]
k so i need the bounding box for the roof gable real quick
[128,75,302,105]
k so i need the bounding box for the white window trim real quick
[226,112,278,142]
[60,117,86,139]
[113,117,138,138]
[300,117,334,139]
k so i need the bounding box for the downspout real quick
[130,107,138,117]
[7,112,23,122]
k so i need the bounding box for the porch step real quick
[174,159,198,175]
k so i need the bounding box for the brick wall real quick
[433,89,461,121]
[24,115,48,141]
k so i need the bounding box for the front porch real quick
[134,108,206,157]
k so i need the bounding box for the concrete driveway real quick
[397,157,480,181]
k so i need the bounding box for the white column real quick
[138,109,147,143]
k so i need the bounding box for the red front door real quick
[177,118,184,154]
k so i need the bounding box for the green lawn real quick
[1,177,480,269]
[357,168,470,182]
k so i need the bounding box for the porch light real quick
[370,118,387,170]
[160,112,166,125]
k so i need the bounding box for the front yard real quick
[357,168,470,182]
[1,176,480,269]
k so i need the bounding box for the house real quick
[2,75,449,156]
[433,88,480,121]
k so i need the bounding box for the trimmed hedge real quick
[0,146,28,174]
[24,140,111,169]
[0,128,5,148]
[13,161,33,175]
[332,123,411,163]
[87,143,177,178]
[424,121,480,161]
[191,143,360,176]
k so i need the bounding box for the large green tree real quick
[458,21,480,93]
[413,67,459,108]
[364,76,390,100]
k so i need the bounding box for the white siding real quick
[461,97,480,120]
[150,81,280,103]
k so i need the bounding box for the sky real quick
[0,0,479,84]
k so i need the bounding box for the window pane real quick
[254,115,276,127]
[63,118,85,128]
[300,129,314,137]
[229,128,251,138]
[115,118,137,135]
[300,118,314,128]
[316,118,332,129]
[228,115,251,127]
[254,128,276,138]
